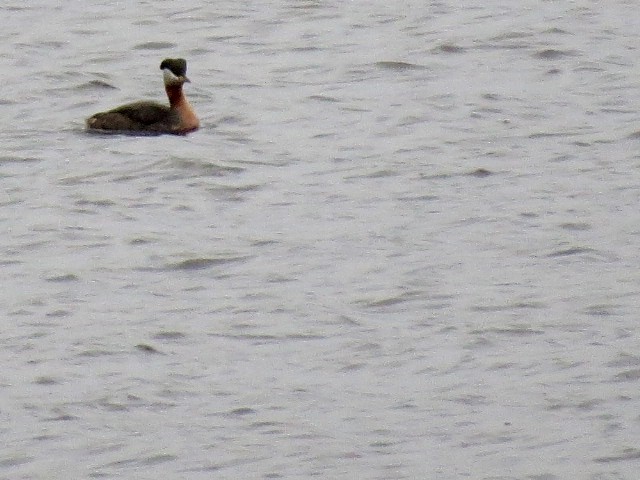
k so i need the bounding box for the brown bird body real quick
[86,58,199,135]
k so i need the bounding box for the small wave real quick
[466,168,493,177]
[606,353,640,368]
[547,246,593,257]
[76,79,118,90]
[534,49,577,60]
[139,454,178,465]
[226,407,255,416]
[135,343,162,354]
[168,158,246,177]
[559,222,591,231]
[471,303,545,313]
[153,331,186,340]
[595,448,640,463]
[432,43,465,54]
[169,258,231,271]
[165,256,250,271]
[612,368,640,382]
[308,94,341,103]
[582,304,621,317]
[133,41,177,50]
[0,155,40,164]
[375,61,425,71]
[469,326,544,336]
[0,456,34,468]
[45,273,79,283]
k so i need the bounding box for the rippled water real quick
[2,1,640,479]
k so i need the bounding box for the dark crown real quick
[159,58,187,77]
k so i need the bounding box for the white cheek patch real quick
[163,68,181,85]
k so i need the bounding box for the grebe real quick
[86,58,199,135]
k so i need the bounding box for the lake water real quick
[1,1,640,479]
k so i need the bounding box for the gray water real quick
[1,1,640,479]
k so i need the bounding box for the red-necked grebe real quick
[86,58,199,135]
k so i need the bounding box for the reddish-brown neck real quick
[165,84,185,107]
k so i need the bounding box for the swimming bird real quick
[86,58,199,135]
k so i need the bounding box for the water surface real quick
[1,1,640,479]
